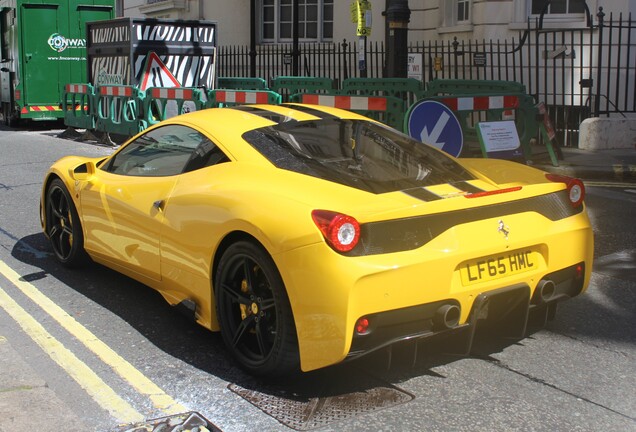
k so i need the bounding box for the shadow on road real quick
[10,230,633,407]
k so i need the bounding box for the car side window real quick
[183,134,231,173]
[104,125,229,177]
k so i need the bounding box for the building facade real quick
[122,1,634,46]
[122,1,636,143]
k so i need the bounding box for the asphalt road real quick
[0,126,634,432]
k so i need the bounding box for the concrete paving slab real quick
[0,336,88,432]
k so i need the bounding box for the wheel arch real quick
[40,172,63,234]
[211,232,301,375]
[42,175,90,267]
[211,231,270,294]
[40,171,81,230]
[210,230,298,330]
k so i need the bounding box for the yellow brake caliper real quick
[239,278,249,320]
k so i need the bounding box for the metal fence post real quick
[595,7,605,117]
[214,9,636,144]
[292,0,300,76]
[250,0,257,77]
[452,37,460,79]
[342,39,349,81]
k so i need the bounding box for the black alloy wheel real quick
[45,178,88,267]
[215,241,299,376]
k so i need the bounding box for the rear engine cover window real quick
[243,119,475,194]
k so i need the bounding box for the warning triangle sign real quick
[139,52,181,91]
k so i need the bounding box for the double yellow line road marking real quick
[0,259,187,423]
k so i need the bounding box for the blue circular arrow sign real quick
[406,100,464,157]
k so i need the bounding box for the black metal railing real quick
[217,9,636,147]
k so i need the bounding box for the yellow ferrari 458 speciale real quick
[41,104,593,376]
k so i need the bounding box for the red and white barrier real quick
[300,94,388,111]
[150,88,194,100]
[66,84,90,94]
[215,90,271,104]
[440,95,519,111]
[99,86,134,97]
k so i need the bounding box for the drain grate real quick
[114,411,222,432]
[228,373,413,430]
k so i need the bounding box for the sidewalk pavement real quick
[0,334,220,431]
[0,336,88,432]
[532,146,636,184]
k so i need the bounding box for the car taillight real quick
[311,210,360,253]
[546,173,585,207]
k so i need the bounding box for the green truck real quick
[0,0,114,125]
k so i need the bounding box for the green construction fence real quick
[95,85,147,137]
[270,76,336,101]
[143,87,206,126]
[408,93,539,159]
[217,77,269,90]
[63,78,545,162]
[423,79,527,97]
[289,92,405,130]
[64,83,97,130]
[207,89,282,107]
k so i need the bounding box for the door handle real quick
[152,200,165,211]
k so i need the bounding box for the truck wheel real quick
[3,104,19,127]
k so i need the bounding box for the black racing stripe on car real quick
[227,106,299,124]
[453,181,484,194]
[402,187,443,202]
[347,190,583,257]
[280,103,341,120]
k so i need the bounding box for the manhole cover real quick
[228,372,413,430]
[113,411,222,432]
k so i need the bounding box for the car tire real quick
[45,178,89,267]
[215,240,300,376]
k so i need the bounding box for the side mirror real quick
[69,161,95,181]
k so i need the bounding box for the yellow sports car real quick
[41,104,593,376]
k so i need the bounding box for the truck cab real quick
[0,0,114,126]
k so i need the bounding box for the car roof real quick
[177,103,368,131]
[164,104,372,163]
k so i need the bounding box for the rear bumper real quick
[346,262,584,360]
[276,206,593,372]
[19,105,64,120]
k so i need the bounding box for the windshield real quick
[242,118,475,194]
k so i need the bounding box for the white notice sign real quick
[408,53,423,81]
[476,121,520,152]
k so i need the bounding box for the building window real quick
[261,0,333,43]
[531,0,586,15]
[513,0,587,25]
[440,0,471,28]
[456,0,470,23]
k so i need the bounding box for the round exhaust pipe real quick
[534,279,556,303]
[433,304,460,330]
